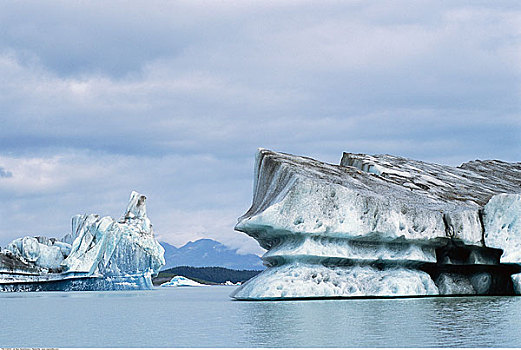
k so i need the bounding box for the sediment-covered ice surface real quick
[231,149,521,300]
[0,191,165,292]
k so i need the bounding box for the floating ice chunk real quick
[161,276,207,287]
[223,281,241,286]
[0,191,164,291]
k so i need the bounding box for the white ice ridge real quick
[232,149,521,300]
[0,191,165,291]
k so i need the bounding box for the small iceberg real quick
[223,281,241,286]
[160,275,207,287]
[0,191,165,292]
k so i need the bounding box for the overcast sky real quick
[0,1,519,255]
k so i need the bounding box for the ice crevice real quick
[232,149,521,300]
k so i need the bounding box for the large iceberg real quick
[0,191,165,292]
[231,149,521,300]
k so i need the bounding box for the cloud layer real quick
[0,1,519,254]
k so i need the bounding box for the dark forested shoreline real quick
[153,266,262,286]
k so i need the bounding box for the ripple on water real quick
[0,288,520,347]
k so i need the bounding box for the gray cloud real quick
[0,1,519,254]
[0,167,12,178]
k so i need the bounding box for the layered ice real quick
[232,149,521,300]
[232,263,438,300]
[0,191,165,292]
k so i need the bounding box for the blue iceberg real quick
[0,191,165,291]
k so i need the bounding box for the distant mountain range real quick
[160,239,264,271]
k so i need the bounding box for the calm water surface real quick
[1,286,520,347]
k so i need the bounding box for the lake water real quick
[1,286,521,348]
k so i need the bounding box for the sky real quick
[0,1,519,255]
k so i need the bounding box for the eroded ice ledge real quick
[232,149,521,300]
[0,191,165,291]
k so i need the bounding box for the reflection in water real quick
[238,296,521,347]
[426,296,521,347]
[0,288,520,347]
